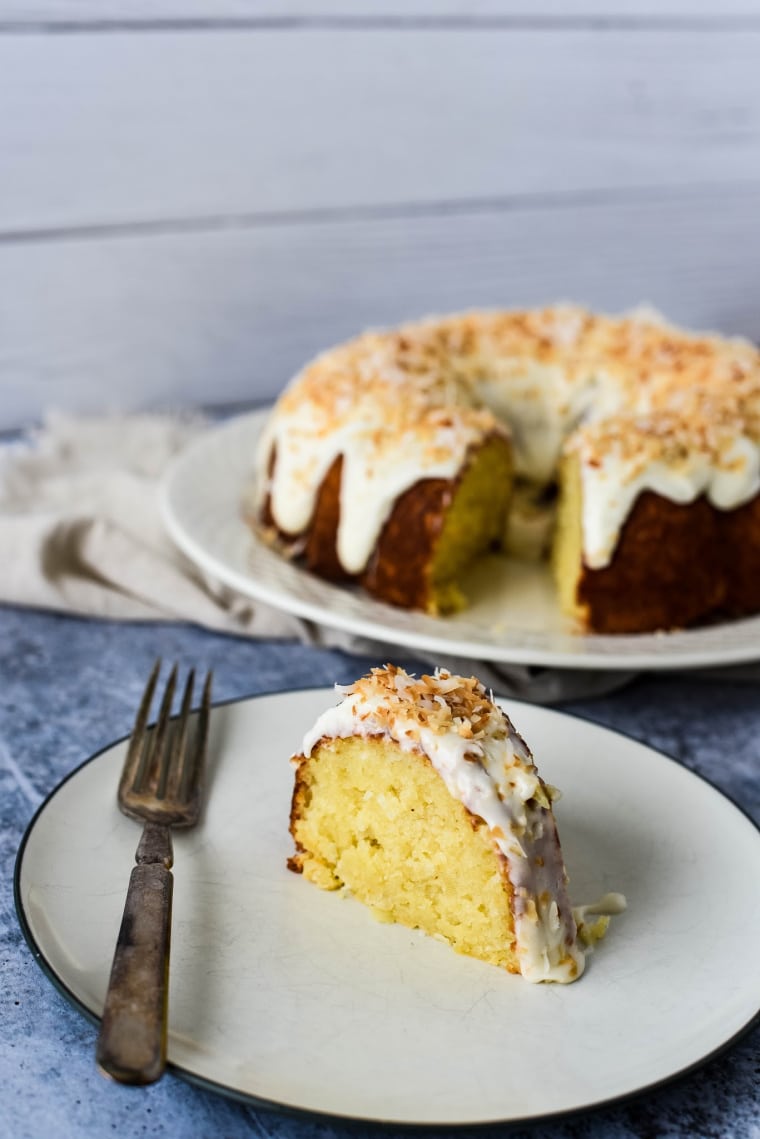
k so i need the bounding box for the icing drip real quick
[257,306,760,573]
[575,422,760,568]
[299,666,589,983]
[254,345,503,574]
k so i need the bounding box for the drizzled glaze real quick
[256,306,760,572]
[299,665,589,983]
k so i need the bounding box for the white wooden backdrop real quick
[3,1,760,428]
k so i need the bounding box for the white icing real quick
[573,892,628,924]
[301,673,587,984]
[572,893,628,953]
[475,363,584,484]
[255,386,480,575]
[257,308,760,576]
[255,407,340,534]
[580,433,760,569]
[337,423,472,574]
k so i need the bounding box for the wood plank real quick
[4,3,760,23]
[4,26,760,233]
[3,186,760,428]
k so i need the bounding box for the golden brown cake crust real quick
[360,477,453,609]
[259,433,510,612]
[720,494,760,616]
[287,761,309,875]
[254,306,760,633]
[576,490,760,633]
[304,456,354,584]
[260,453,457,608]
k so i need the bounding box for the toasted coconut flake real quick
[342,664,511,745]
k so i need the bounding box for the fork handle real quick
[96,848,173,1084]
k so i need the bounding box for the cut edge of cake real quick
[288,665,625,983]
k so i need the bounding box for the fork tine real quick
[126,658,161,795]
[150,664,178,799]
[163,668,195,800]
[179,670,213,805]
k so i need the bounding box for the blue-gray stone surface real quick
[2,604,759,1139]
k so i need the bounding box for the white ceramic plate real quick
[161,412,760,670]
[15,690,760,1127]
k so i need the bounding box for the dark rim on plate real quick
[13,687,760,1130]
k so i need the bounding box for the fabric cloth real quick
[2,410,751,702]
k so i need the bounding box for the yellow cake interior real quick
[290,735,519,972]
[427,435,513,614]
[552,453,588,624]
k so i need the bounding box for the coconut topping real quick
[300,665,608,983]
[338,664,516,748]
[256,306,760,573]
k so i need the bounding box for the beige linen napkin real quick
[0,411,650,701]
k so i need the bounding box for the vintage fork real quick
[95,660,212,1085]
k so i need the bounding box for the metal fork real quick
[95,661,212,1085]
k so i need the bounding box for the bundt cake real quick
[252,306,760,633]
[289,665,622,983]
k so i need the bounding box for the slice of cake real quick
[289,665,617,983]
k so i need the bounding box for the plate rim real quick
[160,411,760,672]
[14,686,760,1130]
